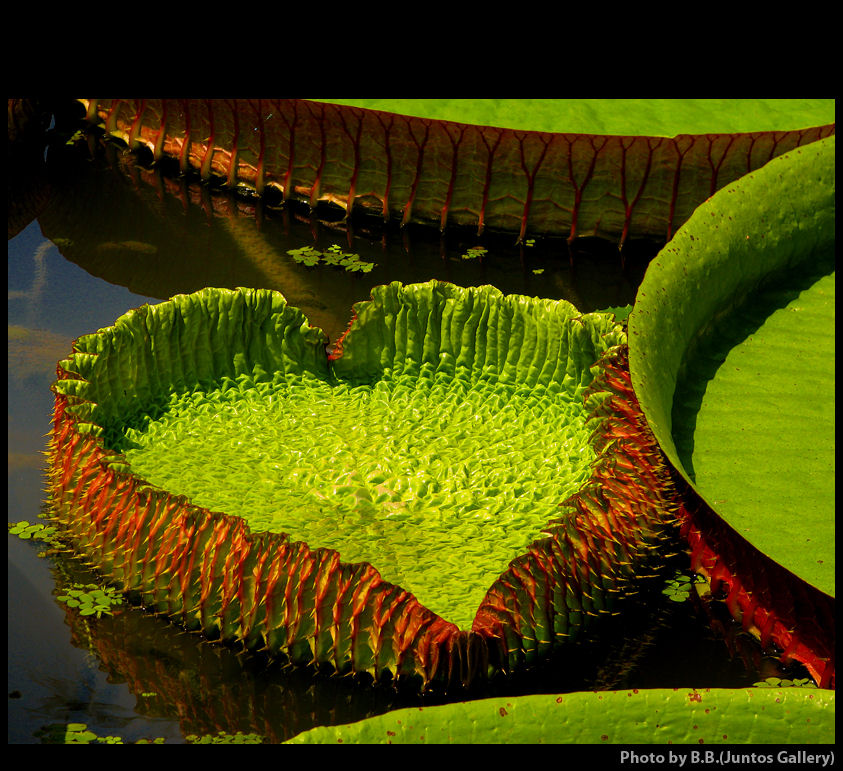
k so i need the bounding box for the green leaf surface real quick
[628,136,835,596]
[311,99,834,137]
[286,687,835,744]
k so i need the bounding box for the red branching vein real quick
[305,100,326,208]
[374,111,394,221]
[277,100,297,203]
[565,134,607,244]
[402,117,431,226]
[336,105,363,218]
[440,121,467,231]
[255,99,269,197]
[515,131,551,244]
[127,99,146,153]
[199,98,215,181]
[705,134,736,196]
[224,98,240,188]
[477,126,504,236]
[177,99,192,176]
[744,133,760,176]
[618,137,660,252]
[667,136,692,242]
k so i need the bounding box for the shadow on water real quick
[37,134,655,341]
[8,127,793,744]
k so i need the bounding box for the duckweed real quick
[661,571,707,603]
[461,245,487,260]
[8,520,61,546]
[55,582,124,618]
[287,244,375,272]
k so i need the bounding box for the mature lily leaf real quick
[286,687,835,744]
[47,282,677,688]
[683,273,834,587]
[628,136,834,684]
[317,99,834,137]
[77,99,833,246]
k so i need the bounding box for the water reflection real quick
[24,546,768,743]
[38,136,652,341]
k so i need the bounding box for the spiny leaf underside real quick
[470,346,679,678]
[79,99,834,247]
[678,492,835,688]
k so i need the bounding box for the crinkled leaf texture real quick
[49,281,677,688]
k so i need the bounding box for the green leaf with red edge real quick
[79,99,834,247]
[51,282,680,689]
[314,98,833,138]
[628,135,835,598]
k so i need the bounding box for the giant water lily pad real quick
[286,687,835,744]
[315,98,834,137]
[48,281,678,688]
[78,99,833,246]
[628,136,835,683]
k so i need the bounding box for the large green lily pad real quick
[286,687,835,744]
[79,99,834,245]
[628,135,835,597]
[313,99,834,136]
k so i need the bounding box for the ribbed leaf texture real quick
[48,283,680,689]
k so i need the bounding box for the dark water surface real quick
[8,133,775,744]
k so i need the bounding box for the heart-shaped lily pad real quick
[48,281,678,688]
[628,136,835,684]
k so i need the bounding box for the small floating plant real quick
[287,244,375,272]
